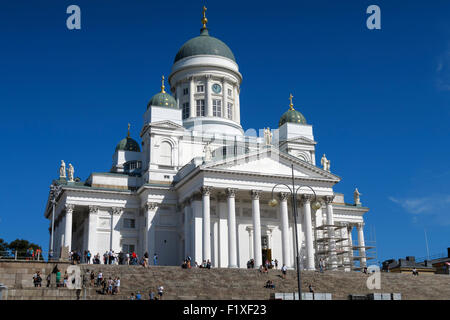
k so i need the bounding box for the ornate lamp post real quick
[49,184,62,261]
[268,164,321,300]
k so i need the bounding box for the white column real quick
[87,206,98,254]
[279,192,291,268]
[357,222,367,267]
[234,84,240,124]
[144,202,157,256]
[189,77,195,118]
[64,204,74,251]
[201,186,212,262]
[251,190,262,268]
[226,188,237,268]
[222,78,228,119]
[347,224,354,270]
[110,207,122,251]
[183,201,191,258]
[205,75,213,117]
[191,195,203,264]
[302,195,315,270]
[218,197,229,268]
[176,82,182,108]
[325,196,337,270]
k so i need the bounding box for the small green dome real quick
[174,28,236,63]
[279,109,307,127]
[147,92,177,109]
[115,137,141,152]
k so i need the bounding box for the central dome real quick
[174,28,236,63]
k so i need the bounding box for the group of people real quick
[66,249,159,267]
[129,286,164,300]
[248,259,279,270]
[181,256,211,269]
[26,247,42,260]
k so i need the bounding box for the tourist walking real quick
[153,253,158,266]
[157,285,164,299]
[281,264,287,279]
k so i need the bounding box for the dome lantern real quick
[278,93,307,127]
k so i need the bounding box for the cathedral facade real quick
[44,9,370,271]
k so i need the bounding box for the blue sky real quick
[0,0,449,262]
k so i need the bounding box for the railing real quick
[0,250,47,261]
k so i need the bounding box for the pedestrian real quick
[308,283,314,294]
[97,271,103,286]
[136,291,142,300]
[157,285,164,299]
[153,253,158,266]
[281,264,287,279]
[319,258,324,273]
[143,252,149,268]
[56,269,61,287]
[129,293,135,300]
[115,277,120,294]
[149,291,155,300]
[87,250,91,264]
[274,259,278,269]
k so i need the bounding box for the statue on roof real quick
[68,163,74,182]
[204,142,212,162]
[59,160,66,178]
[264,127,272,145]
[321,154,330,172]
[354,188,361,206]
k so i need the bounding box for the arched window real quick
[159,141,172,165]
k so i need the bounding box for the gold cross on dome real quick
[289,93,294,110]
[161,75,165,93]
[202,6,208,28]
[127,123,131,137]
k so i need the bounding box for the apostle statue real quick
[321,154,331,172]
[204,142,212,162]
[59,160,66,178]
[68,163,74,182]
[264,128,272,146]
[354,188,361,206]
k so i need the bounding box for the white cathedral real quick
[44,8,370,271]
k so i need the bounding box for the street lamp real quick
[49,184,62,261]
[268,164,321,300]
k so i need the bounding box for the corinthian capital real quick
[226,188,236,198]
[324,195,335,204]
[279,192,289,201]
[251,190,261,200]
[146,202,158,211]
[65,204,75,212]
[201,186,212,196]
[301,194,312,203]
[111,207,123,215]
[89,205,99,214]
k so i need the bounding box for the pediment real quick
[149,120,185,130]
[201,147,340,182]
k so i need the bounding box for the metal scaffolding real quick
[313,222,376,271]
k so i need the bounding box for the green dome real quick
[279,109,307,127]
[147,92,177,109]
[174,28,236,63]
[115,137,141,152]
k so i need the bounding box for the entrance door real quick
[262,249,272,265]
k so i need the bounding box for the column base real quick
[228,264,238,268]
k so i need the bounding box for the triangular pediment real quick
[201,147,340,182]
[149,120,184,130]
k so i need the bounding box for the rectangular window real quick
[228,88,232,97]
[182,102,190,119]
[183,88,189,95]
[213,99,222,117]
[227,102,233,119]
[197,85,204,93]
[196,99,205,116]
[123,218,135,229]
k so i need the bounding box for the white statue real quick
[354,188,361,206]
[321,154,331,172]
[68,163,74,182]
[59,160,66,178]
[204,142,212,162]
[264,128,272,145]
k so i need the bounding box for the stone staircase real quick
[2,262,450,300]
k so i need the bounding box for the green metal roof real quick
[147,92,177,109]
[115,137,141,152]
[278,108,307,127]
[174,28,236,63]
